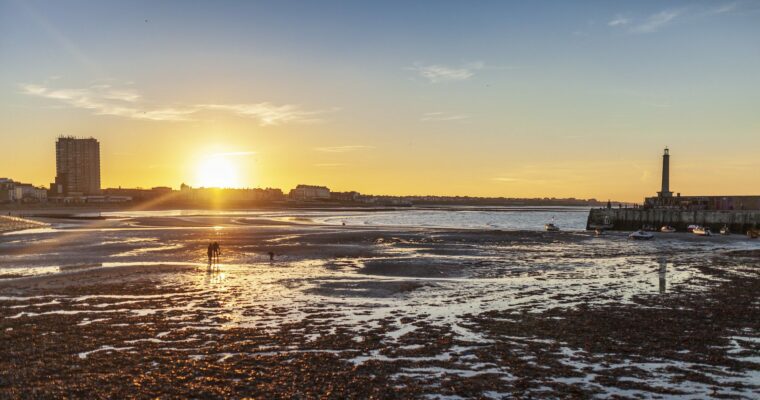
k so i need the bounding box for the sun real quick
[195,156,240,188]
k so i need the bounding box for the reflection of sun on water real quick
[196,156,239,188]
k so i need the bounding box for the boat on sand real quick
[629,230,654,240]
[545,223,560,232]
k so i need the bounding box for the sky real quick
[1,0,759,202]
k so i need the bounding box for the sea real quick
[100,205,591,231]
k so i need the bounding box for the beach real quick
[1,211,758,398]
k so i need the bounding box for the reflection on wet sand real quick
[0,214,758,398]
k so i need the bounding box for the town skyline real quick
[1,135,608,206]
[2,1,760,202]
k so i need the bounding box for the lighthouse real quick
[658,147,673,198]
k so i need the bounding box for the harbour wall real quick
[586,208,760,232]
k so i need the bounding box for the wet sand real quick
[0,215,758,398]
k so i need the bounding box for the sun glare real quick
[196,156,239,188]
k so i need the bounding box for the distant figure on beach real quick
[213,242,221,263]
[268,251,275,261]
[207,243,214,266]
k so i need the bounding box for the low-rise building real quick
[0,179,48,203]
[330,191,360,202]
[0,178,14,202]
[289,185,330,200]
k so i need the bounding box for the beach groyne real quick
[0,215,48,233]
[587,208,760,232]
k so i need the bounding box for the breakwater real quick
[587,208,760,232]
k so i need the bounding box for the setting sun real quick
[195,156,239,188]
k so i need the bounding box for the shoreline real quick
[1,215,757,398]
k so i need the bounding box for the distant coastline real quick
[0,197,606,216]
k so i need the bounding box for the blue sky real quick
[1,0,759,200]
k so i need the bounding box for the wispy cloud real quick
[612,3,740,35]
[607,16,630,26]
[420,112,470,122]
[199,103,327,126]
[20,82,326,125]
[20,83,192,121]
[630,9,682,33]
[709,2,738,15]
[492,177,520,182]
[313,145,373,153]
[410,62,484,83]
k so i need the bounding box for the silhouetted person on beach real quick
[207,243,214,266]
[213,242,221,263]
[268,251,275,261]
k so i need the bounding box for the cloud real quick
[199,103,327,126]
[709,2,738,15]
[608,16,630,26]
[611,3,747,34]
[420,112,470,122]
[410,62,484,83]
[21,83,193,121]
[492,177,520,182]
[630,9,682,33]
[313,145,373,153]
[20,82,326,125]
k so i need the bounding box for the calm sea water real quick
[311,207,589,231]
[102,206,590,231]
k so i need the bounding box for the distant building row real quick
[0,178,47,203]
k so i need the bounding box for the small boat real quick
[629,230,654,240]
[687,224,698,232]
[720,225,730,235]
[693,226,712,236]
[545,223,560,232]
[660,225,676,233]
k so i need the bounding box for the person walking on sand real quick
[207,243,214,267]
[268,251,275,261]
[213,242,221,264]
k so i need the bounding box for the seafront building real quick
[0,178,47,203]
[50,136,101,198]
[289,184,331,200]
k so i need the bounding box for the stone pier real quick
[586,208,760,232]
